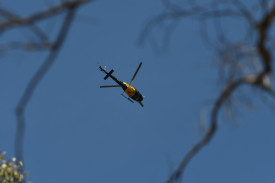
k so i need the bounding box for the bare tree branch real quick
[13,0,91,163]
[0,42,51,52]
[140,1,275,182]
[167,78,244,183]
[257,5,275,73]
[0,7,49,43]
[0,0,91,35]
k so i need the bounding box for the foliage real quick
[0,152,24,183]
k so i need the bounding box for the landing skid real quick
[121,93,134,103]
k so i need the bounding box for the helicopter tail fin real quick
[104,69,114,80]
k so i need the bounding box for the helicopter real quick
[98,62,144,107]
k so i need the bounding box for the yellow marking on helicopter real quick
[123,82,136,97]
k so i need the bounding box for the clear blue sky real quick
[1,0,275,183]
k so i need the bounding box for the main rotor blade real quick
[100,85,120,88]
[129,62,142,85]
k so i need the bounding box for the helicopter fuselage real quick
[99,67,143,102]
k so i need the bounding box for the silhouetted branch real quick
[13,0,91,163]
[0,2,92,182]
[15,8,75,163]
[140,1,275,182]
[233,0,255,26]
[0,0,90,34]
[0,2,93,53]
[257,5,275,74]
[167,77,244,183]
[139,2,254,49]
[0,42,51,52]
[0,7,49,44]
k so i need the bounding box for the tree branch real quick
[14,1,85,162]
[140,1,275,183]
[257,5,275,73]
[0,0,91,35]
[166,78,244,183]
